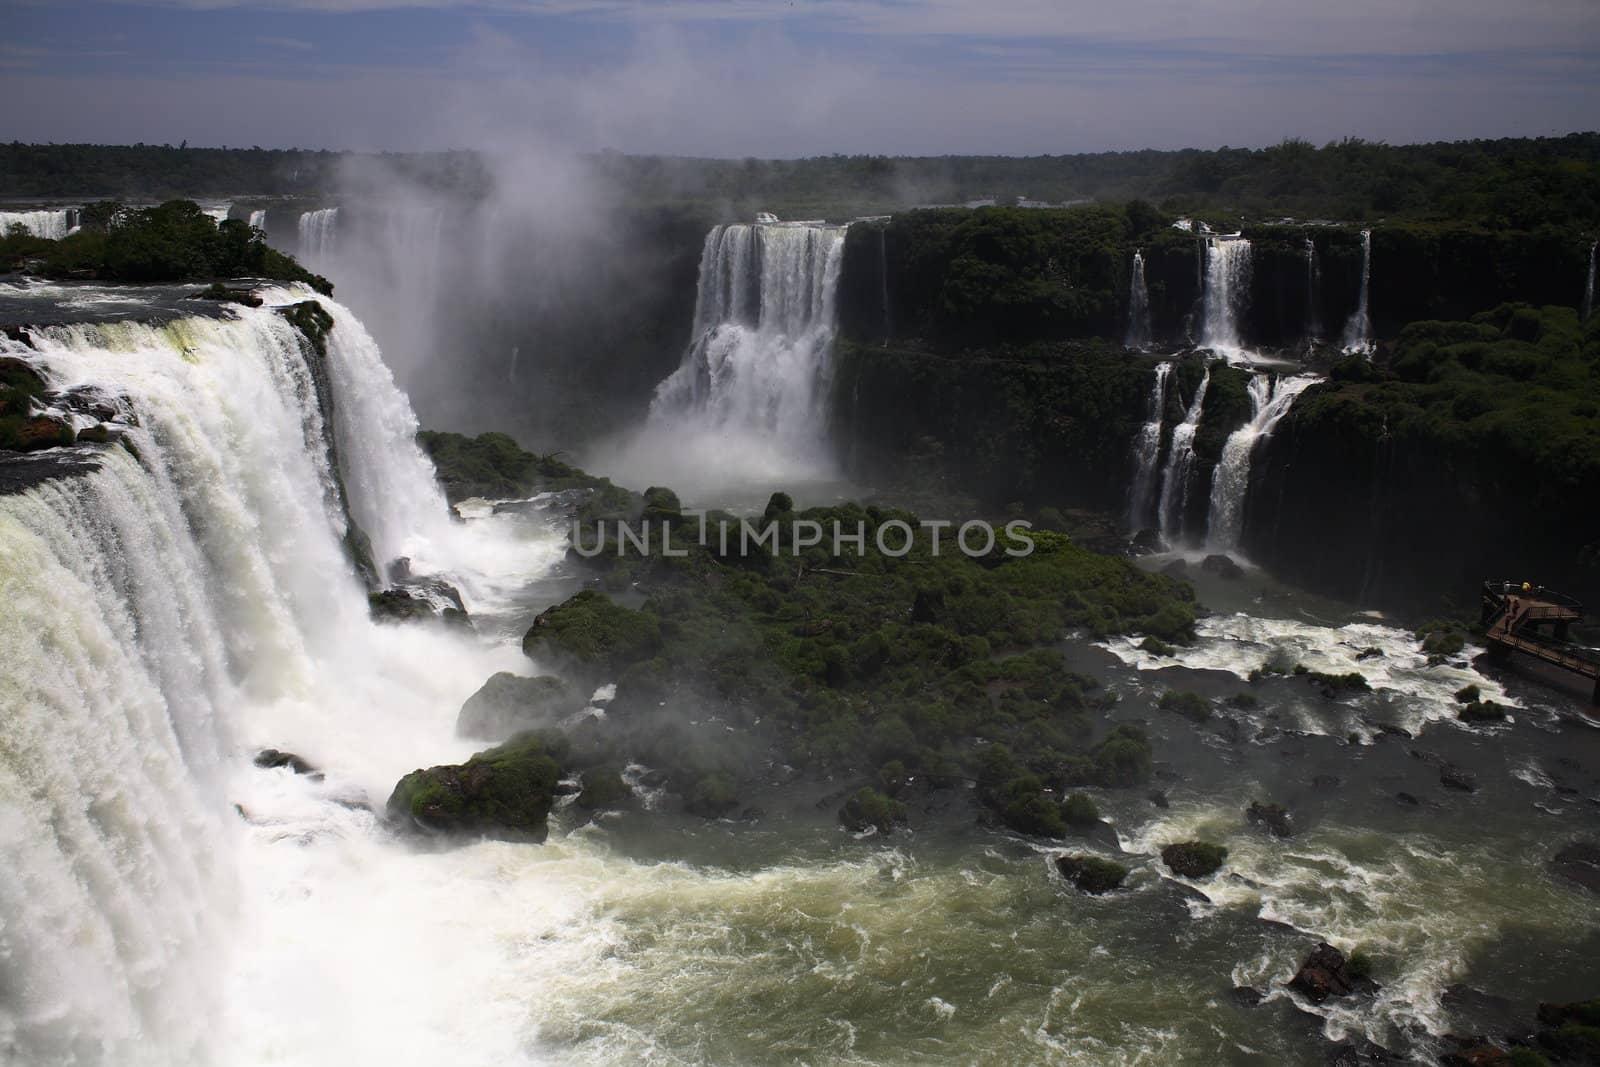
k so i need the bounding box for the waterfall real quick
[1127,361,1172,528]
[248,209,267,231]
[1125,250,1152,350]
[642,221,847,489]
[1584,241,1597,323]
[1,209,74,240]
[879,226,892,345]
[298,208,339,266]
[0,287,533,1063]
[1304,238,1322,344]
[1156,367,1210,541]
[1342,229,1373,352]
[203,204,233,224]
[1200,238,1252,354]
[1205,373,1317,550]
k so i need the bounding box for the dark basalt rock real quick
[1201,553,1245,580]
[368,585,471,628]
[1230,986,1266,1008]
[456,672,573,742]
[1325,1035,1395,1065]
[0,445,101,494]
[575,764,630,810]
[254,748,321,779]
[1437,1036,1516,1066]
[1396,792,1422,806]
[1288,943,1374,1003]
[1247,800,1295,837]
[1550,840,1600,895]
[1440,764,1479,793]
[1055,853,1128,894]
[1458,700,1508,723]
[1161,558,1189,578]
[1161,840,1228,878]
[194,282,264,307]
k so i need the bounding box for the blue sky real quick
[4,0,1598,155]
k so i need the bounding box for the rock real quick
[1230,986,1266,1008]
[456,672,573,741]
[1201,553,1245,580]
[1368,722,1413,741]
[75,424,113,444]
[1440,764,1479,792]
[1458,701,1508,723]
[386,730,567,842]
[1355,647,1384,661]
[5,413,75,452]
[1325,1035,1395,1065]
[575,764,631,810]
[1055,854,1128,894]
[685,772,739,819]
[1161,558,1189,577]
[253,748,321,779]
[1130,527,1162,554]
[1441,985,1532,1045]
[1396,792,1421,806]
[1288,942,1368,1003]
[1438,1036,1515,1066]
[1534,998,1600,1062]
[1247,800,1295,838]
[1149,790,1170,809]
[1161,841,1228,878]
[521,589,662,672]
[839,787,909,833]
[1550,840,1600,895]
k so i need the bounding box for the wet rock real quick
[456,672,573,741]
[1055,854,1128,894]
[0,446,101,494]
[1355,647,1385,661]
[838,787,908,833]
[1367,721,1413,741]
[1161,559,1189,578]
[1159,876,1211,906]
[1130,527,1163,554]
[1325,1035,1394,1065]
[253,748,322,779]
[1550,840,1600,895]
[1149,790,1170,809]
[1230,986,1266,1008]
[1458,701,1508,723]
[1161,841,1228,878]
[1201,553,1245,580]
[1247,800,1295,838]
[1396,792,1422,807]
[1440,764,1479,793]
[1288,943,1376,1003]
[1441,985,1532,1046]
[386,731,566,843]
[1437,1036,1515,1066]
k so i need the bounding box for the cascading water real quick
[1205,373,1318,550]
[640,221,847,491]
[248,209,267,231]
[1342,229,1373,352]
[1156,367,1209,541]
[298,208,339,266]
[1125,250,1152,349]
[1127,361,1172,528]
[1584,241,1597,323]
[1200,238,1251,355]
[203,204,233,224]
[0,287,544,1065]
[878,226,892,345]
[0,209,74,240]
[1304,238,1323,344]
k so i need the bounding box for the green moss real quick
[521,590,662,669]
[1056,853,1128,894]
[839,787,909,833]
[1061,792,1101,828]
[1161,841,1228,878]
[386,730,567,841]
[686,772,739,818]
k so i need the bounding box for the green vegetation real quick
[1160,841,1228,879]
[1055,854,1129,895]
[386,730,567,841]
[839,787,909,833]
[2,200,330,292]
[416,429,635,508]
[1158,690,1212,723]
[521,589,663,673]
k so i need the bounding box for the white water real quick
[1200,238,1251,355]
[1127,361,1172,529]
[1342,229,1373,353]
[632,221,847,493]
[1205,374,1318,550]
[1583,241,1596,323]
[248,209,267,232]
[0,209,74,240]
[0,290,553,1065]
[1156,368,1209,542]
[202,203,233,224]
[297,208,339,266]
[1304,238,1322,344]
[1125,250,1152,349]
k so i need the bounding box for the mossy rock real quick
[1459,699,1508,723]
[368,588,438,624]
[1161,841,1228,878]
[521,590,662,672]
[576,764,631,810]
[456,672,573,741]
[1056,853,1128,894]
[386,730,568,842]
[1159,689,1211,723]
[685,771,739,818]
[839,786,909,833]
[1061,791,1101,828]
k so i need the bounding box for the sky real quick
[3,0,1598,156]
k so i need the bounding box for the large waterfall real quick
[1,209,75,240]
[1125,251,1152,349]
[1342,229,1373,352]
[1156,367,1209,541]
[1304,238,1322,344]
[1127,361,1172,528]
[1205,373,1317,550]
[0,288,538,1064]
[1200,238,1251,354]
[297,208,339,266]
[639,221,847,493]
[248,209,267,231]
[1584,241,1597,323]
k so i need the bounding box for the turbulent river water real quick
[1,282,1597,1067]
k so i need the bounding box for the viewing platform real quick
[1480,581,1600,703]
